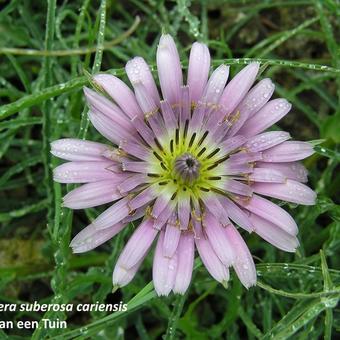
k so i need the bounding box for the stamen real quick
[175,128,180,145]
[188,133,196,147]
[183,119,189,139]
[170,139,174,153]
[154,138,164,152]
[198,131,209,146]
[206,148,220,159]
[153,151,163,162]
[197,147,207,157]
[147,173,161,178]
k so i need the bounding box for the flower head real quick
[52,35,316,296]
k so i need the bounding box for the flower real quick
[51,34,316,296]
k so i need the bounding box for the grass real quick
[0,0,339,339]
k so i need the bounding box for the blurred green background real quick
[0,0,339,339]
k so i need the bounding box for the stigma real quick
[174,153,201,184]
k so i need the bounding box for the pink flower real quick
[51,35,316,296]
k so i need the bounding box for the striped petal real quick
[51,138,108,162]
[153,231,178,296]
[219,63,260,117]
[261,141,314,162]
[236,194,298,235]
[84,87,134,131]
[195,223,230,284]
[126,56,160,105]
[249,167,287,183]
[225,225,256,288]
[203,213,235,266]
[252,180,316,205]
[173,232,195,294]
[63,179,124,209]
[93,74,143,119]
[238,99,291,136]
[157,34,182,106]
[202,65,229,105]
[256,161,308,183]
[53,161,118,183]
[88,109,133,145]
[163,223,181,258]
[227,78,275,137]
[187,42,210,103]
[70,222,125,253]
[92,196,130,230]
[249,213,299,252]
[245,131,291,152]
[219,196,254,232]
[118,219,158,269]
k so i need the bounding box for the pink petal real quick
[93,74,143,119]
[88,109,133,145]
[92,197,130,230]
[226,78,275,137]
[236,194,298,235]
[157,34,183,106]
[214,160,253,176]
[117,174,149,194]
[63,179,124,209]
[188,102,206,132]
[223,178,253,197]
[125,56,160,105]
[70,222,125,253]
[102,148,126,162]
[153,204,176,230]
[219,135,247,155]
[173,232,195,294]
[249,213,299,252]
[219,63,260,117]
[219,196,254,232]
[160,100,177,130]
[245,131,291,152]
[129,185,158,210]
[151,185,177,219]
[118,219,158,269]
[261,141,314,162]
[53,161,118,183]
[187,42,210,103]
[252,180,316,205]
[240,78,275,119]
[238,98,291,137]
[249,167,287,183]
[179,85,190,123]
[225,225,256,288]
[203,213,235,266]
[202,64,229,105]
[178,191,191,230]
[122,206,147,223]
[228,151,263,164]
[121,160,149,173]
[256,161,308,183]
[163,223,181,258]
[148,112,168,139]
[134,82,158,116]
[112,256,145,287]
[119,140,151,161]
[84,87,134,131]
[195,223,230,284]
[153,231,178,296]
[201,193,231,227]
[130,116,156,147]
[51,138,108,162]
